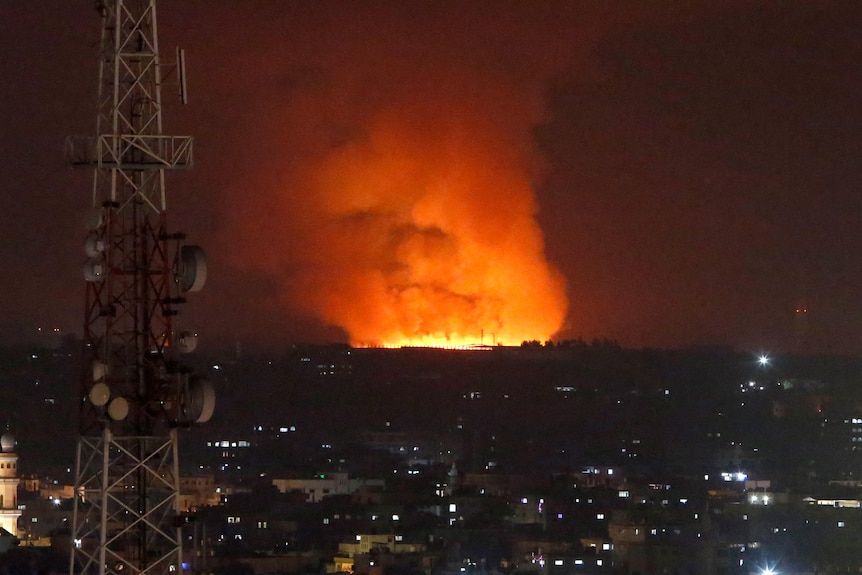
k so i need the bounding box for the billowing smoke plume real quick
[219,4,570,346]
[291,105,565,346]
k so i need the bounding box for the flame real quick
[284,106,567,347]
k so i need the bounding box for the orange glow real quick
[227,86,567,346]
[282,106,567,347]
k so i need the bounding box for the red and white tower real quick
[66,3,213,575]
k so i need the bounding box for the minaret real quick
[0,431,22,536]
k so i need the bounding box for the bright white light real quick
[758,355,769,366]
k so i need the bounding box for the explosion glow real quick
[221,7,570,347]
[294,107,567,347]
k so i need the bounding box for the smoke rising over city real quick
[227,81,567,346]
[213,3,582,346]
[5,2,862,352]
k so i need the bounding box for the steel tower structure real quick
[66,3,212,575]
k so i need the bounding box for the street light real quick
[758,354,769,367]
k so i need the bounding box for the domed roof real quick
[0,433,15,453]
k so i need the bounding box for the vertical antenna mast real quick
[67,3,214,575]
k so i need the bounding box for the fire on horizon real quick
[308,108,569,348]
[8,2,862,353]
[222,10,573,348]
[244,104,568,348]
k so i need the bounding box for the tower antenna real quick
[66,3,214,575]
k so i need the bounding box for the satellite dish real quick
[89,382,110,407]
[177,331,198,353]
[83,208,102,231]
[85,233,105,257]
[179,245,207,292]
[107,397,129,421]
[84,258,105,282]
[187,377,215,423]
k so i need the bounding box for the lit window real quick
[449,504,457,513]
[597,513,605,520]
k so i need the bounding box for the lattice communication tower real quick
[66,2,214,575]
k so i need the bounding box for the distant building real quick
[16,475,75,546]
[462,471,523,497]
[179,474,220,511]
[272,472,384,503]
[330,533,425,574]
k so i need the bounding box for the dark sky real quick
[3,1,862,353]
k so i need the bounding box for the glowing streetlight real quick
[758,354,769,367]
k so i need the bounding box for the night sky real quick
[3,1,862,353]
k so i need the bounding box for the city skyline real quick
[3,1,862,353]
